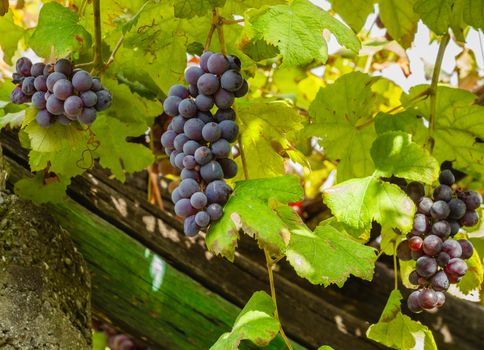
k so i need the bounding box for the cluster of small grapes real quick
[160,51,248,236]
[10,57,112,127]
[397,170,481,313]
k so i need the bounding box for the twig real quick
[221,18,244,24]
[237,135,249,180]
[106,35,124,67]
[92,0,103,73]
[393,242,398,290]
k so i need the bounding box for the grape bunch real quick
[10,57,112,127]
[160,51,248,236]
[397,169,481,313]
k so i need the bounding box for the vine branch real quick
[92,0,103,72]
[427,33,450,154]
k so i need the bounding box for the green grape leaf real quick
[371,131,439,183]
[30,2,92,57]
[323,175,415,234]
[375,110,427,140]
[223,0,287,15]
[399,259,417,289]
[246,0,360,67]
[286,218,377,287]
[209,291,280,350]
[0,110,25,129]
[92,117,155,182]
[463,0,484,29]
[380,227,401,256]
[0,12,25,63]
[367,290,437,350]
[414,0,453,34]
[234,99,305,180]
[306,72,380,181]
[172,0,226,19]
[379,0,419,48]
[457,244,483,294]
[28,146,91,179]
[14,173,68,204]
[206,176,304,261]
[330,0,374,32]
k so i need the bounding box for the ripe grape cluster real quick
[397,170,481,313]
[10,57,112,127]
[160,52,248,236]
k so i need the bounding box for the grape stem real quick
[238,135,250,180]
[92,0,103,73]
[427,33,450,154]
[393,241,398,291]
[106,35,124,67]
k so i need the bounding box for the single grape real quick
[46,95,64,115]
[417,197,433,215]
[43,63,54,76]
[52,79,73,100]
[418,288,439,309]
[413,213,429,233]
[442,239,462,259]
[171,188,182,203]
[190,192,208,209]
[200,51,213,72]
[207,203,223,220]
[202,122,222,142]
[95,90,112,111]
[407,182,425,203]
[195,211,211,228]
[431,220,451,239]
[181,168,201,182]
[214,88,235,109]
[44,91,51,101]
[433,185,452,202]
[34,75,48,92]
[436,252,450,267]
[30,62,46,77]
[169,151,179,168]
[460,190,482,210]
[214,108,236,122]
[184,215,200,236]
[161,130,178,149]
[200,161,224,182]
[195,94,214,111]
[220,69,244,92]
[448,198,466,220]
[10,86,29,104]
[449,221,460,236]
[407,290,422,313]
[71,70,93,92]
[169,84,190,99]
[46,72,67,92]
[218,158,238,179]
[64,95,83,118]
[178,99,198,118]
[188,84,199,97]
[174,152,186,169]
[430,200,450,220]
[171,116,186,133]
[227,55,241,71]
[57,114,72,126]
[194,146,213,165]
[396,240,412,261]
[80,90,97,107]
[54,59,73,76]
[184,118,205,141]
[447,273,462,284]
[184,66,205,85]
[422,235,443,256]
[205,179,232,204]
[411,249,424,260]
[197,111,213,124]
[12,73,24,84]
[207,53,229,75]
[416,256,438,278]
[439,169,455,186]
[21,77,36,96]
[31,91,46,110]
[35,110,53,128]
[435,291,446,308]
[16,57,33,76]
[408,236,423,251]
[460,210,478,227]
[174,133,189,151]
[445,258,468,276]
[211,139,231,158]
[183,140,200,155]
[178,178,200,198]
[175,198,195,218]
[409,270,419,285]
[183,155,197,170]
[458,240,474,259]
[91,77,103,91]
[430,271,450,291]
[163,96,182,116]
[197,73,220,95]
[79,108,97,125]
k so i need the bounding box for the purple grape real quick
[185,66,205,85]
[433,185,452,202]
[218,158,238,179]
[171,188,183,203]
[449,221,460,235]
[95,89,112,111]
[31,91,46,110]
[16,57,32,76]
[57,114,72,125]
[21,77,36,96]
[211,139,231,158]
[80,90,98,107]
[436,252,450,267]
[214,88,235,109]
[184,215,200,236]
[442,239,462,258]
[430,271,449,291]
[407,290,423,313]
[182,155,197,169]
[171,116,186,133]
[418,288,438,309]
[396,240,412,261]
[175,198,195,218]
[234,80,249,98]
[91,77,103,91]
[200,51,213,72]
[460,210,478,227]
[408,236,423,251]
[207,53,229,75]
[190,192,207,209]
[430,200,450,220]
[435,291,446,308]
[169,151,179,167]
[197,111,213,123]
[188,84,199,97]
[431,220,451,239]
[205,179,232,204]
[52,79,73,100]
[12,72,24,84]
[411,249,424,260]
[34,75,48,92]
[54,58,72,76]
[35,110,53,128]
[227,55,241,71]
[168,84,190,99]
[207,203,223,220]
[46,95,64,115]
[195,94,214,111]
[200,161,224,182]
[43,63,54,76]
[416,256,438,278]
[197,73,220,95]
[183,140,200,155]
[161,130,177,148]
[445,258,468,276]
[214,108,236,122]
[79,108,97,125]
[202,122,222,142]
[178,99,197,118]
[64,95,83,118]
[30,62,46,77]
[174,133,189,151]
[10,86,29,104]
[174,152,186,169]
[458,240,474,259]
[178,178,200,198]
[181,168,201,182]
[195,211,211,228]
[220,69,244,92]
[184,118,205,141]
[163,96,181,116]
[417,197,433,215]
[409,270,419,285]
[71,70,92,92]
[413,213,429,233]
[194,146,213,165]
[460,190,482,210]
[448,198,466,220]
[407,182,425,203]
[439,169,455,185]
[422,235,442,256]
[46,72,67,92]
